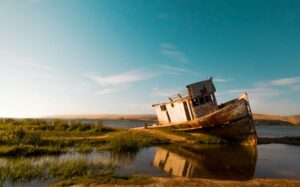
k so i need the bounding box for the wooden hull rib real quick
[148,93,257,145]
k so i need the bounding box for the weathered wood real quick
[149,93,257,145]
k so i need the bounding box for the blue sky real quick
[0,0,300,118]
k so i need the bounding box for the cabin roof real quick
[152,77,216,107]
[186,77,216,98]
[186,77,214,88]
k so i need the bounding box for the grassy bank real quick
[98,130,170,152]
[52,177,300,187]
[52,175,152,187]
[140,127,228,144]
[0,158,115,184]
[0,119,172,157]
[0,145,63,157]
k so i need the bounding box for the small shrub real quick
[67,123,81,131]
[0,145,64,157]
[23,132,42,145]
[78,124,92,131]
[76,145,93,154]
[101,131,170,152]
[56,123,69,131]
[48,159,115,179]
[93,124,104,133]
[12,127,25,143]
[0,158,115,183]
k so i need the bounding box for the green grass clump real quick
[0,145,64,157]
[75,144,93,154]
[0,119,114,140]
[3,159,44,182]
[48,159,115,179]
[52,174,151,187]
[36,120,113,134]
[158,127,228,144]
[195,136,228,144]
[99,130,170,152]
[0,158,115,184]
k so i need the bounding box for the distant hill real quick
[47,113,300,126]
[48,114,157,121]
[253,114,300,126]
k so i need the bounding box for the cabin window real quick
[192,95,213,106]
[160,105,167,111]
[192,99,200,106]
[199,97,205,104]
[205,95,211,102]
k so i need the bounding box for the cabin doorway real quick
[183,101,191,121]
[166,111,171,123]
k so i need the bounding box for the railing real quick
[168,89,189,101]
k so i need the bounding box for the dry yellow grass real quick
[254,114,300,125]
[133,128,188,143]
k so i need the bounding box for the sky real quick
[0,0,300,118]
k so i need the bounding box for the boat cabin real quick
[152,77,218,125]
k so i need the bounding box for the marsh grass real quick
[1,159,44,182]
[0,119,170,158]
[51,174,151,187]
[0,119,114,140]
[0,145,64,157]
[75,144,93,154]
[0,158,115,184]
[158,127,228,144]
[48,159,115,179]
[0,119,112,157]
[98,130,170,152]
[34,120,114,135]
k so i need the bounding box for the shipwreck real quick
[150,77,257,145]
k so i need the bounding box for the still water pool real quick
[2,143,299,187]
[2,123,300,186]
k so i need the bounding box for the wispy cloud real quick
[24,61,59,73]
[156,64,196,76]
[87,69,158,86]
[22,58,68,80]
[271,76,300,86]
[214,78,234,83]
[87,69,159,96]
[160,43,176,49]
[0,54,65,80]
[291,85,300,91]
[160,43,189,64]
[30,0,42,3]
[97,88,118,95]
[227,87,281,97]
[215,78,300,115]
[152,87,182,97]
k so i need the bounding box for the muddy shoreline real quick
[258,136,300,145]
[70,177,300,187]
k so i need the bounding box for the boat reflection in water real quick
[153,145,257,180]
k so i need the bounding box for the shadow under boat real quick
[152,144,257,180]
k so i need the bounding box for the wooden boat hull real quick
[148,93,257,145]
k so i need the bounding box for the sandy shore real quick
[71,177,300,187]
